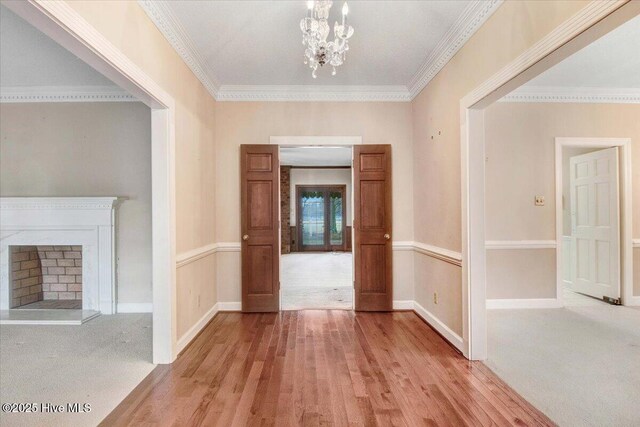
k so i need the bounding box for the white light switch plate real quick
[535,195,545,206]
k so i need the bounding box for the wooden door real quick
[569,147,620,302]
[354,145,392,311]
[241,145,280,312]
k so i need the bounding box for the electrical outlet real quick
[433,292,438,304]
[535,195,545,206]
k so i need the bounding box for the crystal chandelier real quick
[300,1,354,78]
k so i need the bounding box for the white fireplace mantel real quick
[0,197,120,313]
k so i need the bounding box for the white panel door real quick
[569,147,620,300]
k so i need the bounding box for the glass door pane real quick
[301,190,325,247]
[329,191,343,246]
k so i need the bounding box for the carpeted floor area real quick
[486,302,640,427]
[281,252,353,310]
[0,313,154,426]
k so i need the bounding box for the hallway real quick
[281,252,353,310]
[103,311,553,426]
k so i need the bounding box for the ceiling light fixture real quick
[300,1,354,78]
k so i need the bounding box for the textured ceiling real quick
[280,146,352,166]
[161,0,473,86]
[522,14,640,89]
[0,5,115,88]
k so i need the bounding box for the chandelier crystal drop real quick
[300,1,354,78]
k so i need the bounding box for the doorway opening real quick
[279,147,354,310]
[475,7,639,425]
[556,138,632,308]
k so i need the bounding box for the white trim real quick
[461,0,632,361]
[117,303,153,313]
[270,136,362,146]
[413,242,463,267]
[486,298,562,309]
[408,0,503,99]
[391,241,415,251]
[217,85,410,102]
[485,240,557,249]
[4,0,179,364]
[0,86,136,103]
[0,197,120,210]
[393,300,414,310]
[500,86,640,104]
[176,243,218,268]
[633,239,640,248]
[218,301,242,311]
[0,197,119,314]
[555,137,633,307]
[413,301,464,351]
[137,0,502,102]
[137,0,219,99]
[176,303,219,354]
[0,311,100,326]
[215,242,242,252]
[463,1,628,108]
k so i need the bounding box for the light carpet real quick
[0,313,154,426]
[487,304,640,427]
[281,252,353,310]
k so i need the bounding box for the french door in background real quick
[296,185,346,252]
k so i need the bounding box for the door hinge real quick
[602,296,621,305]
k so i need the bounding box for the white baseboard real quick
[625,296,640,306]
[117,303,153,313]
[176,303,219,354]
[486,298,562,309]
[412,301,464,352]
[393,300,414,310]
[218,301,242,311]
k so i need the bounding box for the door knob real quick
[242,234,249,241]
[384,233,390,240]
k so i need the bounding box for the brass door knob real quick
[242,234,249,241]
[384,233,390,240]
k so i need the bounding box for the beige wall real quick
[411,0,594,335]
[0,102,152,305]
[289,168,352,226]
[215,102,414,304]
[65,1,217,339]
[485,102,640,299]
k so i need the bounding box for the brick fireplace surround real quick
[10,245,83,308]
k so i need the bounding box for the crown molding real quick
[407,0,503,99]
[138,0,502,102]
[217,85,411,102]
[0,86,137,103]
[500,86,640,104]
[137,0,220,99]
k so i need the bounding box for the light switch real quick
[535,195,545,206]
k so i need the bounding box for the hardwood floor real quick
[102,311,554,426]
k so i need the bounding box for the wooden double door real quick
[241,144,392,312]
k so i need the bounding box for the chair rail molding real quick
[485,240,557,249]
[412,241,463,267]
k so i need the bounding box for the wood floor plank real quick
[102,311,555,427]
